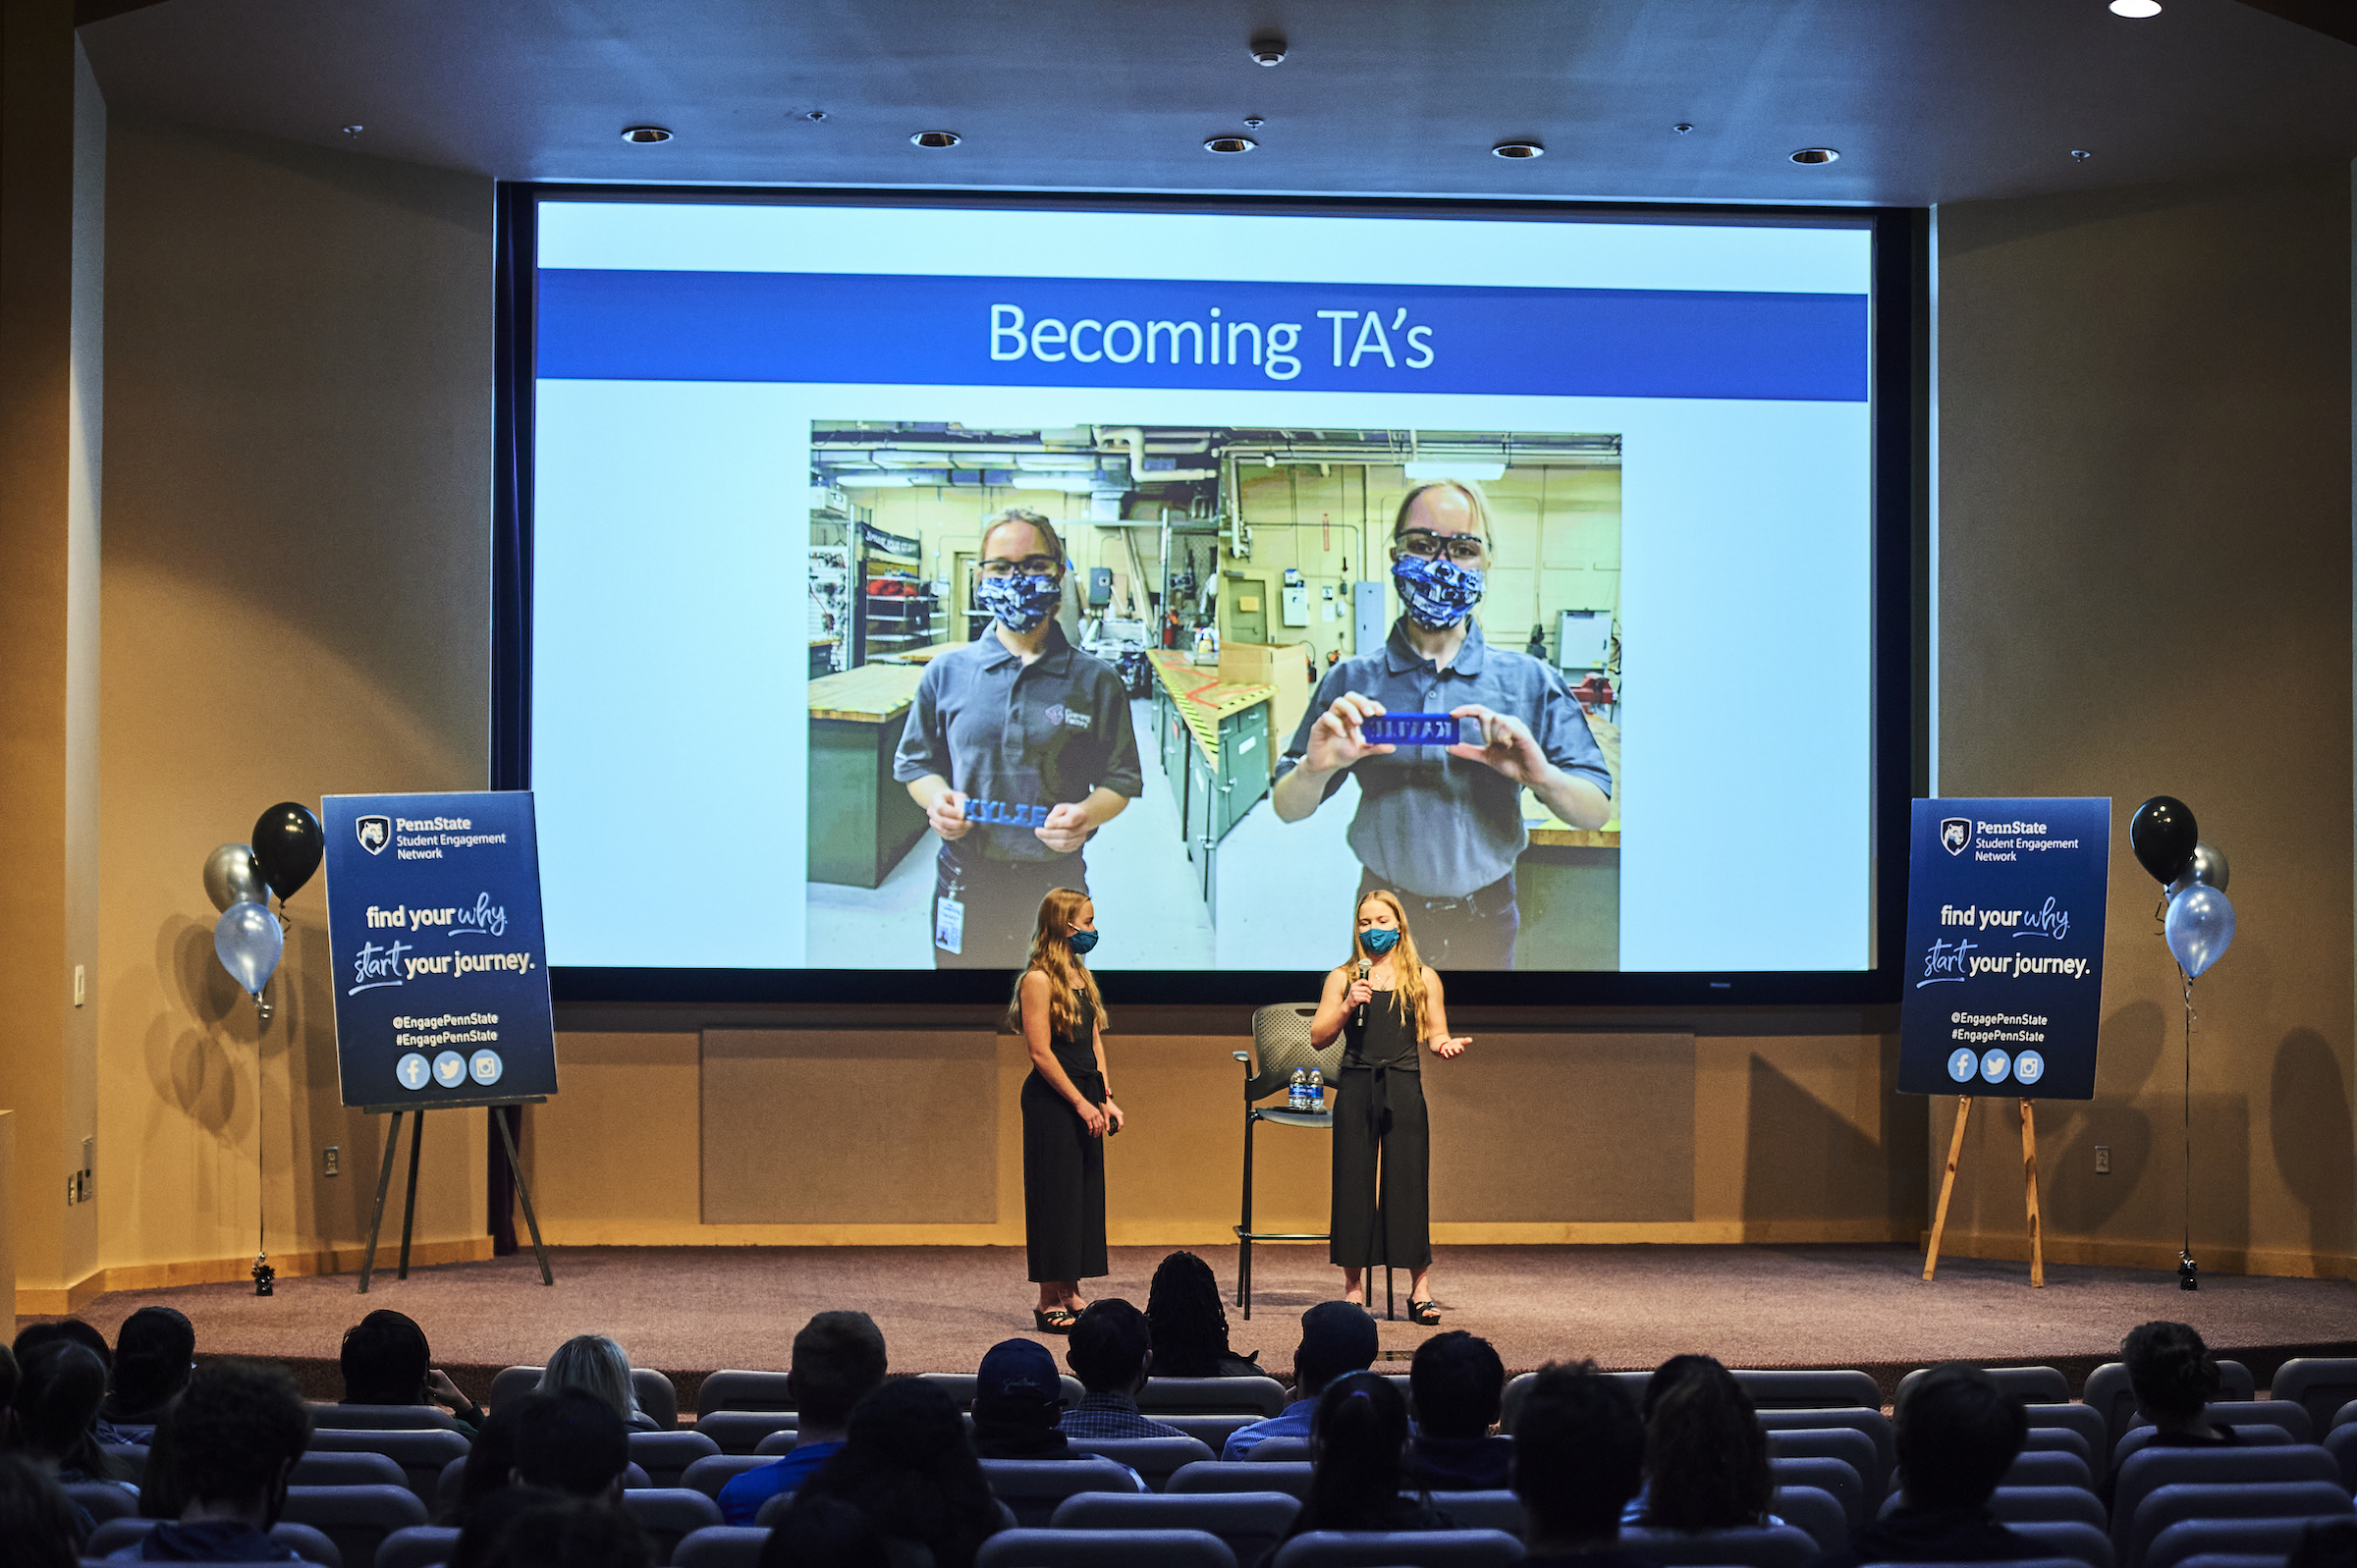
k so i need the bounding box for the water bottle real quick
[1307,1068,1324,1113]
[1288,1067,1307,1112]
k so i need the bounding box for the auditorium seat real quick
[2028,1405,2113,1485]
[308,1402,470,1432]
[2121,1482,2352,1568]
[921,1371,1089,1411]
[2168,1557,2297,1568]
[979,1526,1238,1568]
[632,1429,724,1487]
[754,1428,799,1455]
[1733,1370,1883,1411]
[978,1455,1145,1524]
[2268,1359,2357,1443]
[59,1482,137,1526]
[2146,1516,2335,1568]
[1617,1521,1820,1568]
[1244,1436,1310,1462]
[695,1370,796,1419]
[1269,1528,1525,1568]
[1050,1489,1301,1565]
[2082,1363,2256,1457]
[1897,1365,2074,1407]
[309,1428,470,1507]
[1159,1414,1261,1454]
[87,1518,344,1567]
[683,1453,781,1500]
[1992,1486,2109,1531]
[698,1410,799,1453]
[280,1482,431,1568]
[1758,1409,1897,1498]
[2010,1517,2114,1568]
[2023,1427,2097,1469]
[295,1450,412,1489]
[1772,1455,1866,1529]
[2123,1400,2315,1448]
[1138,1376,1294,1418]
[2324,1422,2357,1492]
[620,1487,727,1564]
[672,1527,772,1568]
[375,1525,461,1568]
[2008,1449,2096,1491]
[1767,1428,1879,1509]
[1770,1483,1848,1553]
[1499,1369,1648,1431]
[1168,1461,1312,1503]
[2113,1422,2297,1469]
[1070,1435,1219,1490]
[485,1365,682,1428]
[99,1442,148,1487]
[2110,1444,2338,1561]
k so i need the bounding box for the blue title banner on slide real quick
[1897,798,2110,1101]
[536,269,1869,402]
[321,791,558,1109]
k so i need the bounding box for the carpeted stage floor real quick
[45,1244,2357,1411]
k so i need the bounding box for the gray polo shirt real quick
[893,622,1144,866]
[1277,618,1613,898]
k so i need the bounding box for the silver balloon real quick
[2166,840,2229,900]
[202,842,269,913]
[213,901,284,998]
[2165,885,2235,979]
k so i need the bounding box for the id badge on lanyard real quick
[934,881,965,954]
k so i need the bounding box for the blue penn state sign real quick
[321,791,558,1109]
[1898,798,2110,1100]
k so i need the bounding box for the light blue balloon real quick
[213,900,284,997]
[2165,884,2236,979]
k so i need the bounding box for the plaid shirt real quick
[1057,1391,1187,1441]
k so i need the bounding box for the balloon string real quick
[2182,970,2196,1258]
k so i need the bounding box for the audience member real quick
[132,1359,310,1562]
[338,1310,481,1431]
[1144,1252,1259,1378]
[0,1341,18,1451]
[1222,1301,1379,1460]
[1806,1363,2034,1568]
[13,1320,113,1377]
[515,1389,630,1501]
[1408,1330,1510,1490]
[0,1450,83,1568]
[104,1308,193,1429]
[1640,1358,1773,1532]
[537,1334,658,1432]
[2123,1321,2231,1444]
[448,1485,566,1568]
[489,1495,655,1568]
[15,1341,128,1489]
[2291,1517,2357,1568]
[1059,1300,1185,1440]
[795,1378,1002,1568]
[1616,1353,1719,1522]
[757,1493,895,1568]
[968,1339,1072,1460]
[1511,1362,1649,1568]
[718,1311,889,1527]
[444,1395,530,1525]
[1263,1372,1453,1564]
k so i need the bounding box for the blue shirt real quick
[1221,1398,1318,1461]
[717,1439,846,1527]
[1278,619,1612,897]
[1057,1391,1186,1441]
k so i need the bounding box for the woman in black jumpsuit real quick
[1014,887,1124,1332]
[1308,889,1470,1325]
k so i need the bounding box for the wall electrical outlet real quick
[323,1146,341,1177]
[2095,1145,2111,1174]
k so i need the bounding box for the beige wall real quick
[83,115,497,1305]
[1932,164,2355,1276]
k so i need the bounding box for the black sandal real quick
[1409,1299,1442,1326]
[1032,1307,1079,1334]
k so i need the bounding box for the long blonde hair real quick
[1344,890,1428,1043]
[537,1333,642,1424]
[1006,887,1107,1041]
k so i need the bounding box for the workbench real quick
[1147,650,1277,908]
[807,663,930,888]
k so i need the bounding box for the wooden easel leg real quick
[2020,1098,2045,1288]
[493,1103,555,1287]
[358,1110,404,1295]
[1924,1095,1973,1281]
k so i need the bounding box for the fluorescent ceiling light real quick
[2109,0,2161,15]
[1404,461,1507,482]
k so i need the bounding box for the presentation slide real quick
[528,199,1875,975]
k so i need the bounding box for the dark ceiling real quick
[77,0,2357,208]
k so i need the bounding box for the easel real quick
[357,1099,552,1292]
[1923,1095,2044,1287]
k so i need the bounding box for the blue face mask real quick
[977,570,1063,632]
[1392,553,1485,630]
[1069,928,1100,955]
[1361,927,1399,955]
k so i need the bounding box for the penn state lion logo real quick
[356,815,392,855]
[1940,817,1973,856]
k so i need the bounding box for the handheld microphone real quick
[1356,958,1371,1029]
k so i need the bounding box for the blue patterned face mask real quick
[1392,553,1485,630]
[1069,928,1100,955]
[977,570,1063,631]
[1361,928,1400,955]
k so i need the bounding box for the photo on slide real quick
[802,421,1621,974]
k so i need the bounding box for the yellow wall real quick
[852,485,1161,646]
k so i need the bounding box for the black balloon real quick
[251,802,324,901]
[2129,795,2199,886]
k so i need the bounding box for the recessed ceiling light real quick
[1790,146,1839,165]
[2109,0,2162,16]
[1492,140,1544,159]
[1249,32,1288,66]
[910,130,960,148]
[1204,135,1257,154]
[2071,149,2094,161]
[1672,123,1694,135]
[620,126,672,144]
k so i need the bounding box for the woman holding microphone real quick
[1309,891,1469,1325]
[1014,887,1124,1332]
